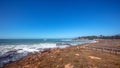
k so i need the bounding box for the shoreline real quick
[2,39,120,68]
[0,40,96,67]
[1,41,96,68]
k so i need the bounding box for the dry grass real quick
[3,39,120,68]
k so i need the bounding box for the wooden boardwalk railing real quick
[80,46,120,55]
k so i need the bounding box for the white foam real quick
[13,43,57,53]
[0,40,95,67]
[0,43,60,67]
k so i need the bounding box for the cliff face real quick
[3,40,120,68]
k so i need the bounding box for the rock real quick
[23,65,29,68]
[59,58,62,61]
[75,54,79,56]
[64,63,74,68]
[89,56,101,60]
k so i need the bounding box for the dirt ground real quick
[3,39,120,68]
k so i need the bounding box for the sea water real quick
[0,39,95,67]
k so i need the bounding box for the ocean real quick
[0,39,95,67]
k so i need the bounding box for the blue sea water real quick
[0,39,95,67]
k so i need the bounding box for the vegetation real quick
[3,40,120,68]
[76,34,120,40]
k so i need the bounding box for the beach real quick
[2,39,120,68]
[0,39,94,67]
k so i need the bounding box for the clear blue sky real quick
[0,0,120,39]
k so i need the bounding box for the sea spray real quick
[0,39,95,67]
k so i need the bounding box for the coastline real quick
[2,39,120,68]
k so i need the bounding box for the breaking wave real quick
[0,39,96,67]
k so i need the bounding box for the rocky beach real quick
[2,39,120,68]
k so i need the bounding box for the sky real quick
[0,0,120,39]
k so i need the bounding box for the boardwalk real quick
[80,39,120,55]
